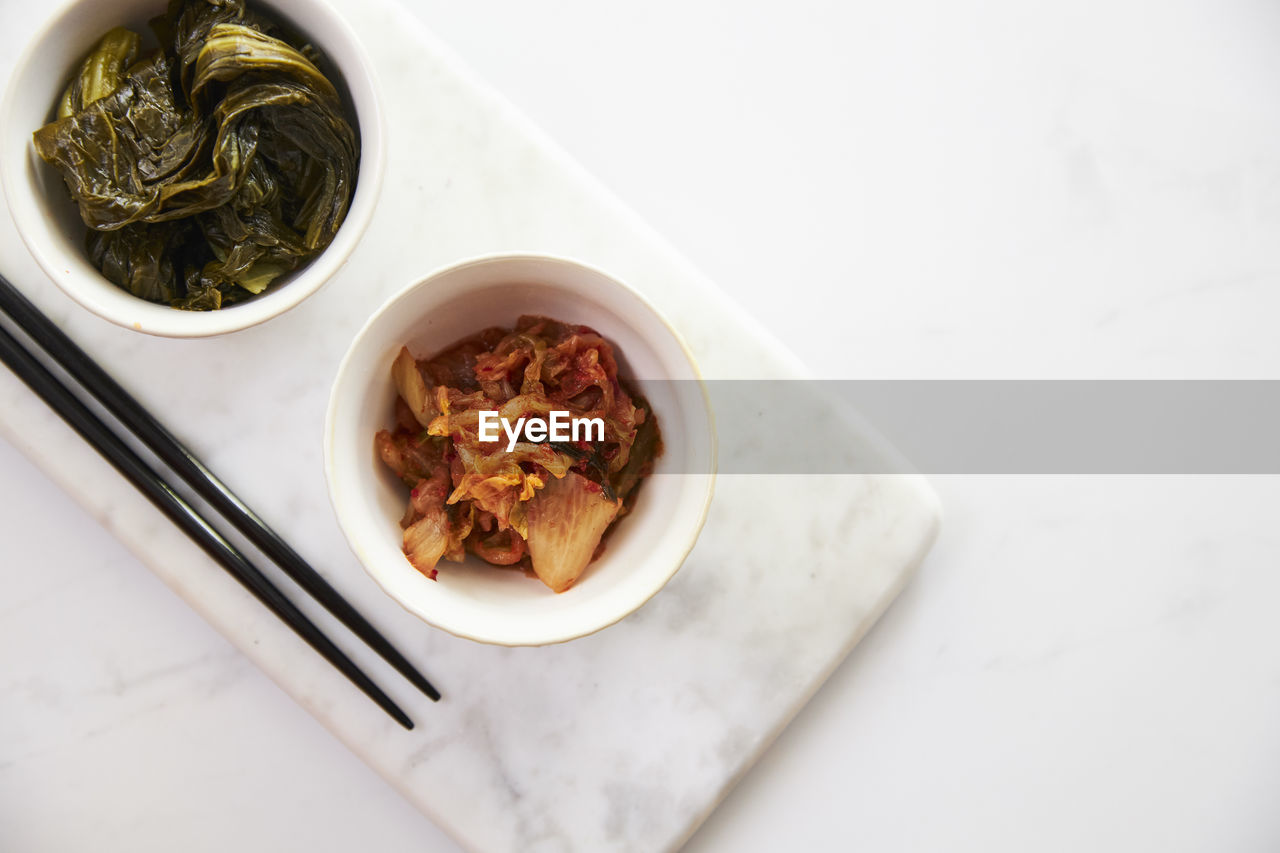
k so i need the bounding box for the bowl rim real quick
[323,252,718,646]
[0,0,386,338]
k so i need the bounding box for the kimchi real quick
[375,316,662,592]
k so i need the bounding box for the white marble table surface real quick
[4,0,1280,850]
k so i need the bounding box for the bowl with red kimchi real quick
[325,254,715,646]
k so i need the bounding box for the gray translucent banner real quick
[648,380,1280,474]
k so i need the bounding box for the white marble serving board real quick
[0,1,940,850]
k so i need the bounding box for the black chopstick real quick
[0,275,439,703]
[0,321,414,730]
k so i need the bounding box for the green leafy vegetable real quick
[57,27,141,118]
[32,0,359,310]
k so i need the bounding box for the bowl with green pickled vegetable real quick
[1,0,383,336]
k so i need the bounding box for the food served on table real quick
[376,316,663,593]
[32,0,358,310]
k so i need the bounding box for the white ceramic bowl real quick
[325,255,716,646]
[0,0,384,337]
